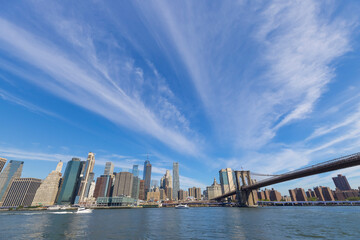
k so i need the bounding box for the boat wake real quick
[51,212,74,214]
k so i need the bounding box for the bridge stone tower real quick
[234,171,258,207]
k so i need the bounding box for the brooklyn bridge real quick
[212,152,360,207]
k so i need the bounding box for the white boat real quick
[175,204,189,209]
[76,207,93,213]
[47,205,61,210]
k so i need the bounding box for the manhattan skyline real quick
[1,1,360,194]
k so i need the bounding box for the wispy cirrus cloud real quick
[0,88,60,119]
[0,17,200,156]
[135,1,353,150]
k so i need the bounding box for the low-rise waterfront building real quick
[96,196,136,206]
[147,188,160,201]
[178,189,188,200]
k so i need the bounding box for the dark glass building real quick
[143,160,152,194]
[57,158,84,205]
[132,165,139,177]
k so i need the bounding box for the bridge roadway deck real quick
[212,152,360,201]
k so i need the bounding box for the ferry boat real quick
[175,204,189,209]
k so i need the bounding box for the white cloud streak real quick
[0,17,199,156]
[136,1,353,149]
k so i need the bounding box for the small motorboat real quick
[175,204,189,209]
[76,207,93,213]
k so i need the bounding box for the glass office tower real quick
[132,165,139,177]
[0,160,24,202]
[57,158,83,205]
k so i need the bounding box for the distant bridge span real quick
[212,152,360,204]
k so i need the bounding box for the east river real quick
[0,206,359,239]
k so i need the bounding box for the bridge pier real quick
[235,171,258,207]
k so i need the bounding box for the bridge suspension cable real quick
[251,172,280,177]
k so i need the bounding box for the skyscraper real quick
[0,160,24,204]
[219,169,229,194]
[0,157,7,173]
[173,162,180,200]
[93,175,113,199]
[32,161,63,206]
[143,160,149,180]
[113,172,133,197]
[143,160,152,194]
[132,165,139,177]
[160,170,172,199]
[77,152,95,203]
[2,178,41,207]
[104,162,114,176]
[139,180,145,200]
[332,174,351,191]
[57,158,84,205]
[219,168,236,194]
[131,176,140,199]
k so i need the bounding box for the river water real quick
[0,206,359,239]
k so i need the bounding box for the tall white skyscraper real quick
[173,162,180,200]
[78,152,95,202]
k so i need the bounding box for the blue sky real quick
[1,1,360,194]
